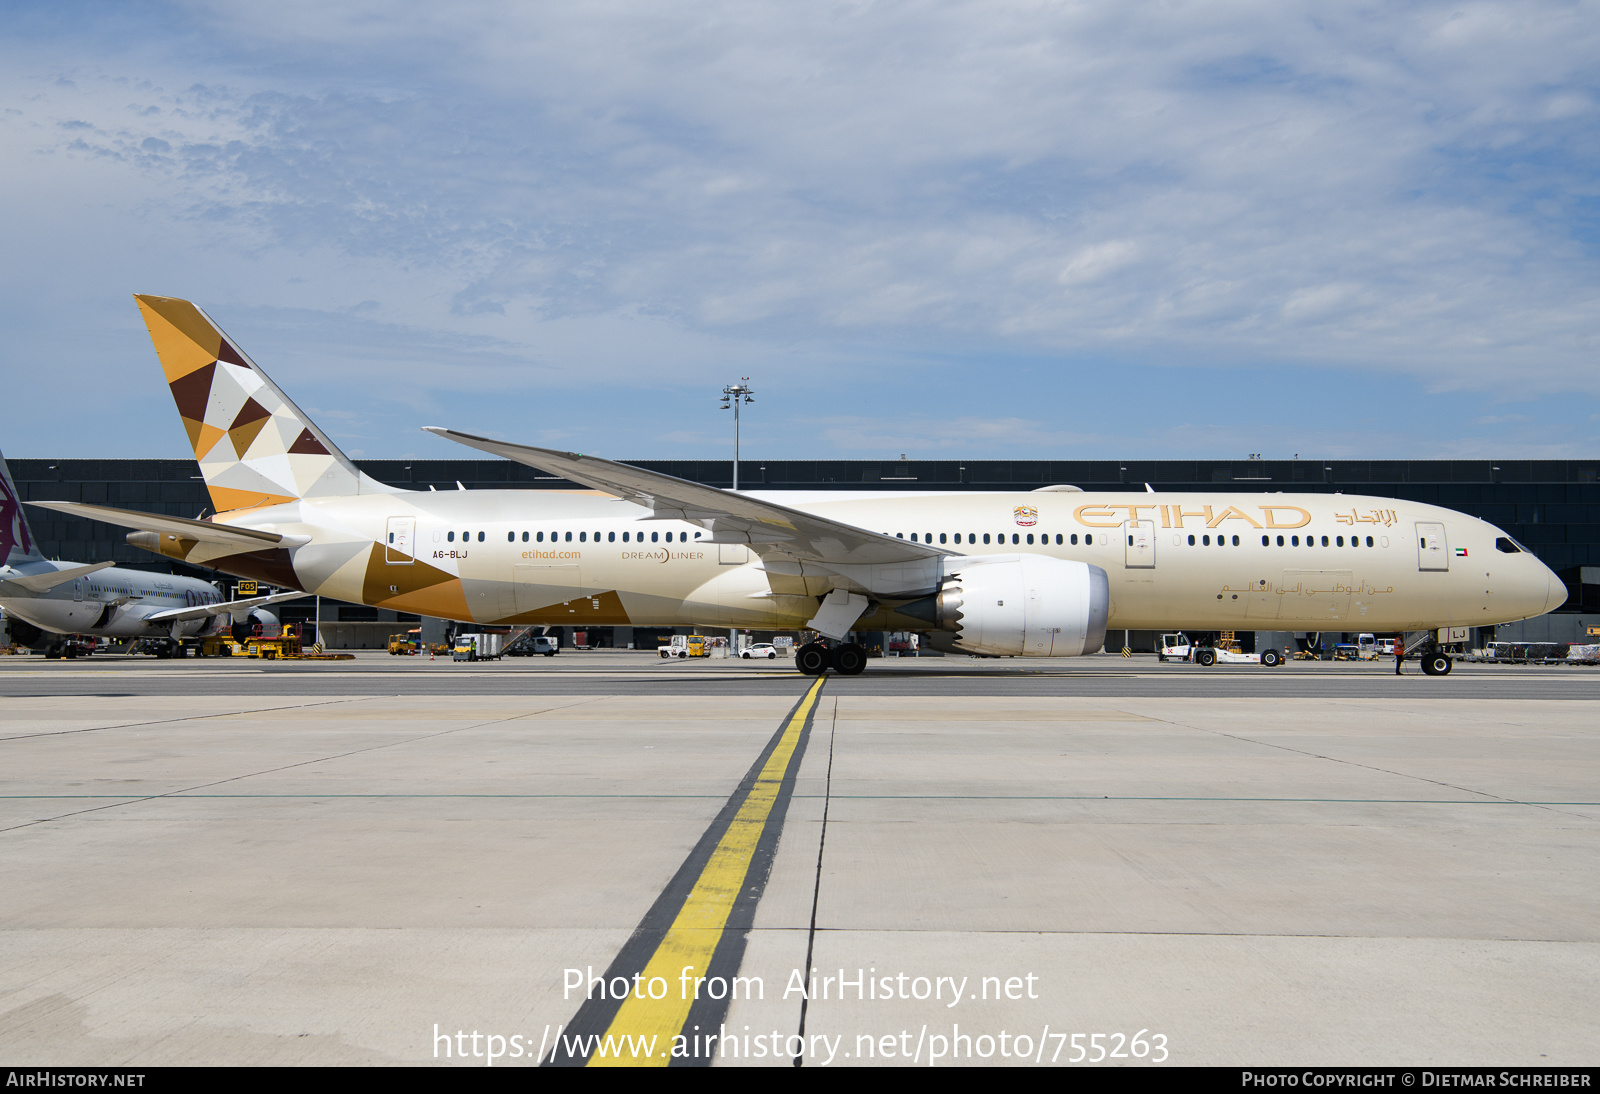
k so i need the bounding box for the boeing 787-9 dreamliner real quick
[33,296,1564,676]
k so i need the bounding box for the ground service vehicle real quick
[659,635,708,658]
[740,642,779,659]
[1160,631,1282,667]
[452,633,504,661]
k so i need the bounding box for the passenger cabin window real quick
[1231,535,1240,546]
[983,534,990,544]
[478,531,485,542]
[1188,535,1196,546]
[447,532,455,542]
[1276,535,1284,546]
[1262,535,1270,546]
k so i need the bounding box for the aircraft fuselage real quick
[0,561,226,640]
[152,488,1562,636]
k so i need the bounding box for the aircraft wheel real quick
[45,645,62,660]
[1422,653,1452,676]
[831,644,867,676]
[1261,649,1282,668]
[1196,649,1217,667]
[795,643,829,676]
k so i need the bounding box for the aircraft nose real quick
[1491,550,1562,622]
[1545,567,1566,613]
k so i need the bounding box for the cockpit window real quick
[1495,537,1523,554]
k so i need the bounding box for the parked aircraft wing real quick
[27,502,303,551]
[143,590,307,624]
[0,560,116,594]
[424,427,947,567]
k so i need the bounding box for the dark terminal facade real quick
[10,456,1600,644]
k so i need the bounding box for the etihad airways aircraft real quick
[34,295,1564,676]
[1,450,303,657]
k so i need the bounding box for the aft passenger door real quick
[1123,520,1155,568]
[1416,522,1449,571]
[385,517,416,564]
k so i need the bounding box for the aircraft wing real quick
[0,560,116,594]
[424,427,948,567]
[142,590,308,625]
[27,502,303,551]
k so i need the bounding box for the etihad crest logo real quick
[1013,505,1038,527]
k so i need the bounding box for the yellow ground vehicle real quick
[658,635,709,658]
[388,629,422,655]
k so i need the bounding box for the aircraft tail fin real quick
[133,295,401,513]
[0,450,44,566]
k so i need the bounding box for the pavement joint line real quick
[547,676,826,1068]
[0,697,369,743]
[1145,710,1598,821]
[0,694,614,836]
[794,695,839,1067]
[2,795,1596,804]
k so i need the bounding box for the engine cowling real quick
[912,554,1109,657]
[231,607,280,642]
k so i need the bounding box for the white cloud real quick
[2,1,1598,459]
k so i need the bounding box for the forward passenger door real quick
[1416,522,1449,571]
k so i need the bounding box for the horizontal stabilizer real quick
[27,502,302,551]
[143,590,307,625]
[0,560,116,594]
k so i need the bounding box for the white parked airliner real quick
[1,450,303,657]
[33,296,1563,676]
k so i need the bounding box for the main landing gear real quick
[1420,651,1453,676]
[795,642,866,677]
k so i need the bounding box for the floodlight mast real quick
[720,379,754,491]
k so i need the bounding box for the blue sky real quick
[2,1,1598,462]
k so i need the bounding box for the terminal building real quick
[9,456,1599,652]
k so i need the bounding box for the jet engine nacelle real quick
[914,554,1110,657]
[231,607,280,642]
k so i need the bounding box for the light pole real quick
[720,379,754,491]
